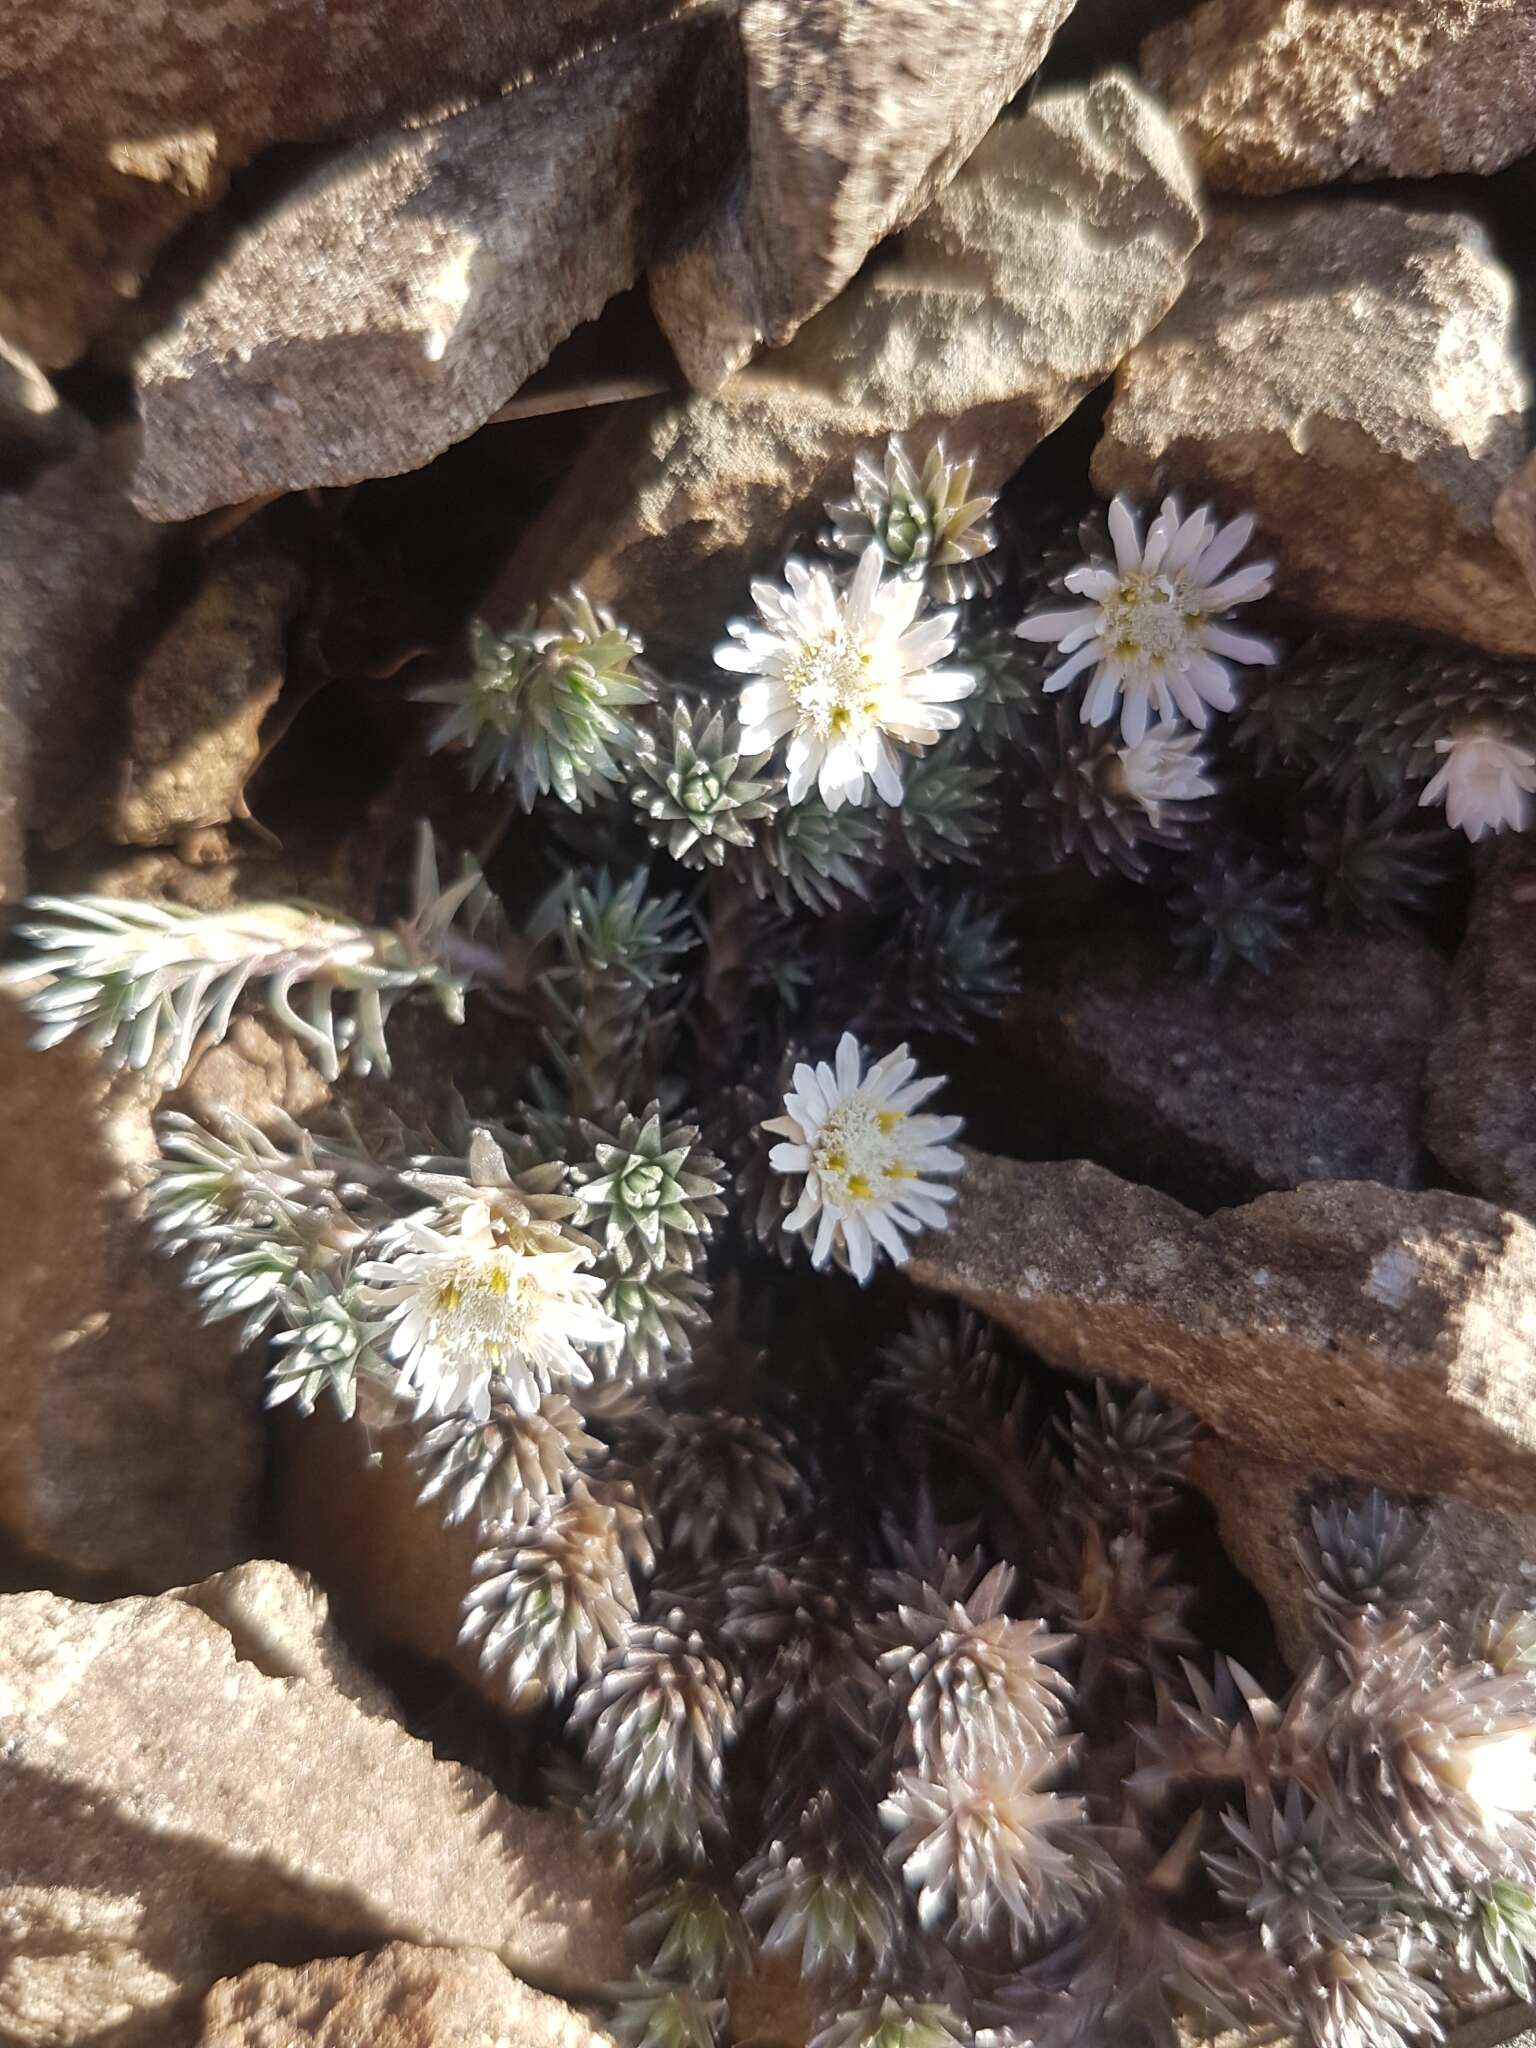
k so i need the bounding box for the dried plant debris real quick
[6,436,1535,2047]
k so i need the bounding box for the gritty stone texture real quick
[273,1400,492,1702]
[1496,449,1536,601]
[0,0,695,366]
[1094,201,1536,658]
[908,1148,1536,1517]
[650,0,1077,389]
[131,19,732,520]
[1004,928,1444,1209]
[196,1945,614,2048]
[0,336,81,475]
[174,1559,396,1719]
[112,537,302,846]
[0,1588,634,2047]
[1141,0,1536,195]
[1425,838,1536,1217]
[1189,1439,1536,1671]
[1451,2010,1536,2048]
[0,428,164,900]
[501,74,1203,670]
[0,1000,262,1589]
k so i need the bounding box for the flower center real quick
[431,1249,540,1364]
[784,634,880,740]
[812,1092,911,1210]
[1102,573,1202,668]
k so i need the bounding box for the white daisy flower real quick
[358,1198,619,1421]
[1016,496,1276,746]
[1417,727,1536,842]
[715,544,974,810]
[762,1032,964,1284]
[1111,724,1217,828]
[1444,1727,1536,1827]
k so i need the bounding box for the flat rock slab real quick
[651,0,1075,388]
[1094,199,1536,658]
[132,16,731,519]
[196,1944,612,2048]
[908,1148,1536,1517]
[0,1587,633,2046]
[1001,928,1444,1209]
[1425,838,1536,1217]
[501,74,1202,670]
[1141,0,1536,194]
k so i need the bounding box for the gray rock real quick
[1188,1439,1536,1671]
[1496,448,1536,602]
[1141,0,1536,195]
[1094,200,1536,658]
[908,1148,1536,1518]
[1425,839,1536,1216]
[112,536,303,847]
[650,0,1076,389]
[131,16,732,520]
[0,1586,633,2046]
[1003,928,1444,1209]
[0,428,164,901]
[501,73,1203,670]
[0,0,694,367]
[196,1945,615,2048]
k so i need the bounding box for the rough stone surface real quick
[196,1945,613,2048]
[908,1147,1536,1518]
[1425,839,1536,1217]
[1141,0,1536,195]
[112,537,303,847]
[0,1587,634,2047]
[1003,928,1444,1209]
[1451,2011,1536,2048]
[0,428,164,901]
[131,19,732,521]
[0,999,263,1590]
[0,0,695,366]
[650,0,1077,389]
[1496,448,1536,600]
[1189,1438,1536,1671]
[174,1559,396,1719]
[1094,201,1536,658]
[0,336,81,475]
[501,74,1203,669]
[273,1400,490,1702]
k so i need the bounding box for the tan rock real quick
[0,334,81,475]
[908,1148,1536,1517]
[112,536,303,846]
[501,74,1203,670]
[1001,927,1444,1208]
[1496,448,1536,600]
[196,1944,613,2048]
[1189,1439,1536,1671]
[1094,200,1536,658]
[650,0,1076,389]
[273,1400,492,1702]
[1141,0,1536,196]
[0,0,696,366]
[0,427,163,901]
[131,19,732,520]
[174,1558,396,1718]
[1451,2010,1536,2048]
[0,1587,633,2046]
[0,999,262,1589]
[1425,838,1536,1217]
